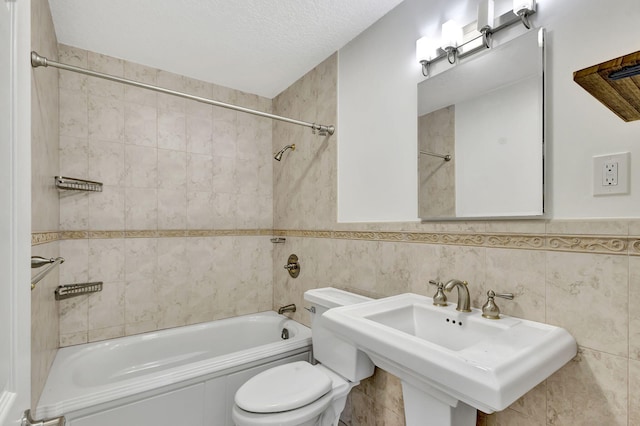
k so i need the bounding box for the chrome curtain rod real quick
[31,52,335,136]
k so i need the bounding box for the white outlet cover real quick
[593,152,630,196]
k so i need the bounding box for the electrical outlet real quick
[593,152,630,196]
[603,162,618,186]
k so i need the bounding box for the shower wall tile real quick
[59,136,88,179]
[124,62,157,106]
[88,239,125,282]
[88,281,125,330]
[187,153,214,191]
[88,96,125,142]
[58,45,88,92]
[157,109,187,151]
[125,195,157,225]
[186,116,213,154]
[87,51,124,99]
[88,326,125,343]
[57,38,273,345]
[212,119,237,157]
[88,186,125,230]
[59,88,88,138]
[88,140,125,186]
[57,236,273,344]
[158,190,187,229]
[124,102,157,147]
[125,144,157,188]
[158,149,187,189]
[59,193,89,230]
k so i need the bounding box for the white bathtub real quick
[36,311,311,426]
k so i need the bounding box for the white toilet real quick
[232,287,375,426]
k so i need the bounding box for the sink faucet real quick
[444,279,471,312]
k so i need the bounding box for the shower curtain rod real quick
[30,51,335,136]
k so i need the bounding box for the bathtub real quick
[36,311,311,426]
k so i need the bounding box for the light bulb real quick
[416,37,439,62]
[477,0,495,32]
[441,20,463,50]
[513,0,535,16]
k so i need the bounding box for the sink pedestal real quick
[401,381,476,426]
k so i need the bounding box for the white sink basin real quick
[323,293,576,423]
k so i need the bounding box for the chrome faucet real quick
[278,304,296,314]
[444,279,471,312]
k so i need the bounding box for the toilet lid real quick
[234,361,333,413]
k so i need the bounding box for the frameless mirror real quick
[418,28,545,219]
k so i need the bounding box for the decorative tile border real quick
[274,229,639,256]
[31,231,61,246]
[33,228,640,256]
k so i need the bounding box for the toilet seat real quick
[232,391,334,426]
[235,361,333,413]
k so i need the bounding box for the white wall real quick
[338,0,640,221]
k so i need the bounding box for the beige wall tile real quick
[88,96,124,142]
[124,102,157,147]
[59,332,88,347]
[547,348,627,425]
[88,281,125,330]
[89,186,125,230]
[88,239,125,282]
[493,408,545,426]
[125,188,157,230]
[546,219,629,236]
[88,140,125,186]
[629,359,640,425]
[630,256,640,360]
[59,88,88,138]
[485,249,546,322]
[88,326,125,343]
[31,12,60,407]
[546,252,628,356]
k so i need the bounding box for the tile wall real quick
[54,45,274,345]
[418,106,455,218]
[272,54,640,425]
[30,0,60,409]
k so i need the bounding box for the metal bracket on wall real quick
[55,282,103,300]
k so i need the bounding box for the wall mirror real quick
[418,28,545,219]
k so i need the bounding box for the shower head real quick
[274,144,296,161]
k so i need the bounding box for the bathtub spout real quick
[278,304,296,314]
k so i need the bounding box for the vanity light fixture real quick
[417,0,536,77]
[477,0,495,48]
[513,0,536,29]
[416,37,439,76]
[440,20,463,64]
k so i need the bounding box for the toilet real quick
[232,288,375,426]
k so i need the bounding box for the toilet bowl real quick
[231,288,374,426]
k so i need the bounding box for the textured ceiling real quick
[48,0,405,98]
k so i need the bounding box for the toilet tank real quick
[304,288,375,382]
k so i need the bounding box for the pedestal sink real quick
[322,293,577,426]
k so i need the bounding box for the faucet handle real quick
[482,290,514,319]
[428,280,448,306]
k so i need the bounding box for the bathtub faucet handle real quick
[284,254,300,278]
